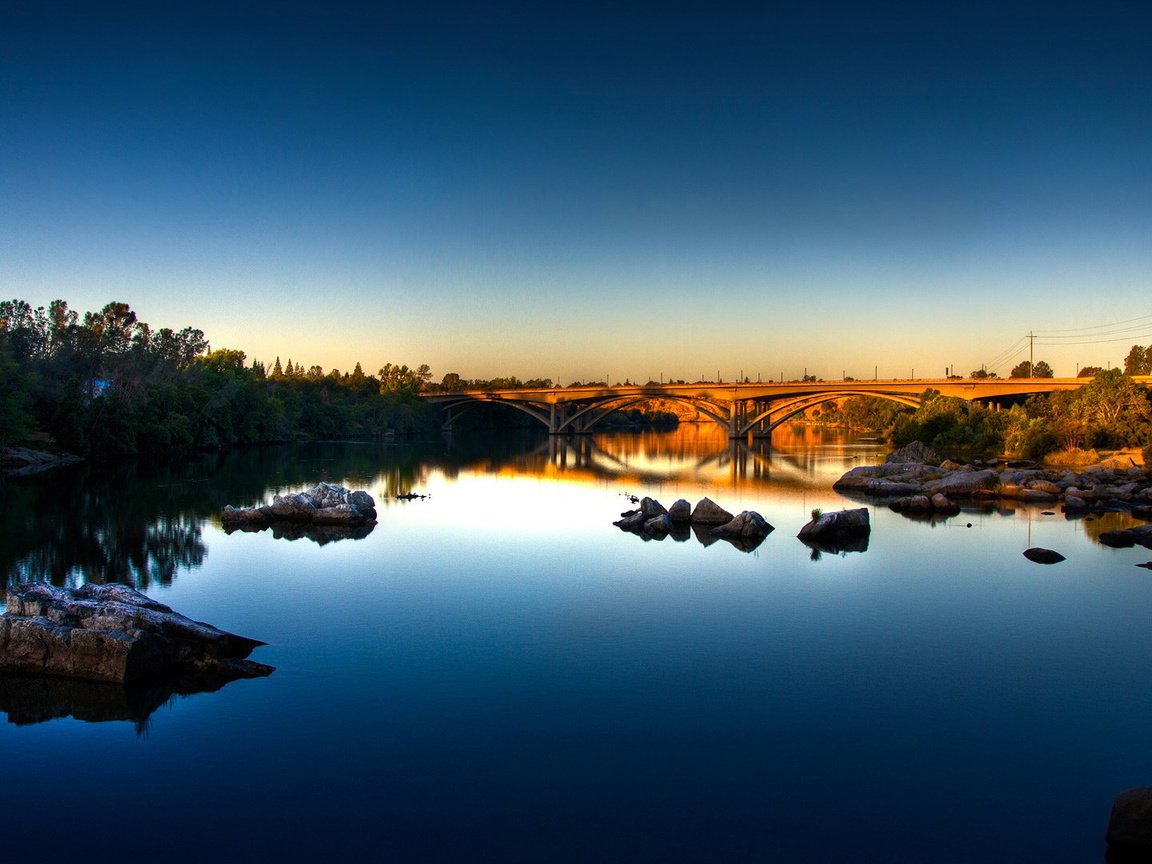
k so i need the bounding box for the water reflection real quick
[223,521,375,544]
[0,671,258,735]
[442,424,888,491]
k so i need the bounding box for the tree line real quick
[0,298,445,457]
[816,364,1152,464]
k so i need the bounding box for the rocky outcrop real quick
[884,441,939,465]
[0,583,273,685]
[222,483,377,531]
[1098,525,1152,550]
[1,446,82,477]
[889,492,959,516]
[835,453,1152,520]
[614,497,771,551]
[797,508,871,553]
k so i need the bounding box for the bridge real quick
[423,376,1150,438]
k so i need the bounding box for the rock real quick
[931,493,959,513]
[223,483,376,529]
[1099,525,1152,549]
[938,459,964,471]
[924,469,1000,498]
[1062,496,1088,512]
[1023,547,1065,564]
[1,446,83,477]
[639,497,668,519]
[643,514,674,536]
[1000,484,1058,503]
[1107,787,1152,861]
[1133,506,1152,522]
[798,508,870,543]
[1,583,273,685]
[885,441,939,465]
[866,479,927,497]
[711,511,774,540]
[613,510,647,531]
[1028,480,1062,495]
[691,497,735,525]
[667,499,692,523]
[1136,562,1152,570]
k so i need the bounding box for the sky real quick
[2,0,1150,383]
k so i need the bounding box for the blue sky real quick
[2,1,1150,382]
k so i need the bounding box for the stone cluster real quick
[834,446,1152,517]
[614,496,774,546]
[0,582,273,685]
[222,482,377,529]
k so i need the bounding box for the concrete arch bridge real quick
[423,377,1128,439]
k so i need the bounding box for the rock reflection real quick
[799,535,870,555]
[224,521,374,544]
[0,670,258,735]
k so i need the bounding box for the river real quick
[1,425,1149,862]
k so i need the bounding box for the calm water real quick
[2,425,1151,863]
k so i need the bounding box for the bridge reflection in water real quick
[476,423,889,491]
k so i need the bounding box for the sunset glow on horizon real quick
[3,1,1150,382]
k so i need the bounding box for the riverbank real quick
[832,441,1152,515]
[1,446,82,478]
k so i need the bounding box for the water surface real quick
[2,426,1149,862]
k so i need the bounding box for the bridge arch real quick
[436,395,551,429]
[741,391,922,437]
[559,394,730,433]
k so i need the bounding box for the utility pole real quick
[1028,331,1035,378]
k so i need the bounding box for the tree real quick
[83,301,138,356]
[1124,345,1150,376]
[1010,360,1052,378]
[1078,366,1103,378]
[199,348,247,375]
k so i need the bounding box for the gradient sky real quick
[2,0,1150,383]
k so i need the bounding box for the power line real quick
[1034,312,1152,336]
[1037,330,1152,346]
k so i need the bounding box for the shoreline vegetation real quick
[2,297,1149,472]
[0,297,675,468]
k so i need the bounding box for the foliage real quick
[1,297,442,458]
[1010,360,1053,378]
[890,389,1006,455]
[1124,345,1151,376]
[817,396,910,431]
[1001,369,1152,457]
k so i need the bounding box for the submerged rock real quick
[0,583,273,685]
[1023,547,1066,564]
